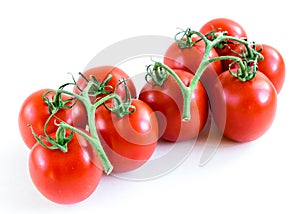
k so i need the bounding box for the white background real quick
[1,0,299,213]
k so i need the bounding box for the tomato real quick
[139,69,208,142]
[95,99,158,172]
[163,37,222,88]
[74,66,137,102]
[29,132,102,204]
[257,44,285,93]
[210,70,277,142]
[71,99,88,129]
[18,89,87,149]
[214,43,285,93]
[200,18,247,57]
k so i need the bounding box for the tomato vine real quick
[30,75,118,174]
[147,27,264,121]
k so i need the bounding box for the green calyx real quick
[28,89,76,152]
[175,28,199,49]
[75,72,114,97]
[29,122,73,153]
[228,42,263,82]
[105,79,136,118]
[43,89,73,115]
[145,64,169,86]
[229,64,257,82]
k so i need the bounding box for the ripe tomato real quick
[29,132,102,204]
[200,18,247,56]
[18,89,87,149]
[95,99,158,172]
[163,37,222,87]
[257,44,285,93]
[210,70,277,142]
[74,66,137,102]
[71,99,88,129]
[139,69,208,142]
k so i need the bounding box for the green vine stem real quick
[150,28,264,121]
[33,75,138,175]
[150,62,193,121]
[29,77,116,174]
[56,81,116,174]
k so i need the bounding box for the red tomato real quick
[257,44,285,93]
[71,99,88,129]
[163,37,222,87]
[139,69,208,142]
[18,89,87,149]
[200,18,247,56]
[29,132,102,204]
[74,66,137,102]
[95,99,158,172]
[210,70,277,142]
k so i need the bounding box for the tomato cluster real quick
[18,18,285,204]
[163,18,284,142]
[201,18,284,142]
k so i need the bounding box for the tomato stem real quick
[101,79,136,118]
[153,62,193,120]
[56,81,115,174]
[149,28,264,121]
[145,64,168,86]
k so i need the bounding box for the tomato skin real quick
[257,44,285,93]
[210,70,277,142]
[71,99,88,129]
[139,69,208,142]
[74,66,137,102]
[29,132,102,204]
[95,99,158,172]
[163,38,222,87]
[200,18,247,56]
[19,89,86,149]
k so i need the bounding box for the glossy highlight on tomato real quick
[257,44,285,93]
[210,70,277,142]
[29,132,102,204]
[95,99,158,172]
